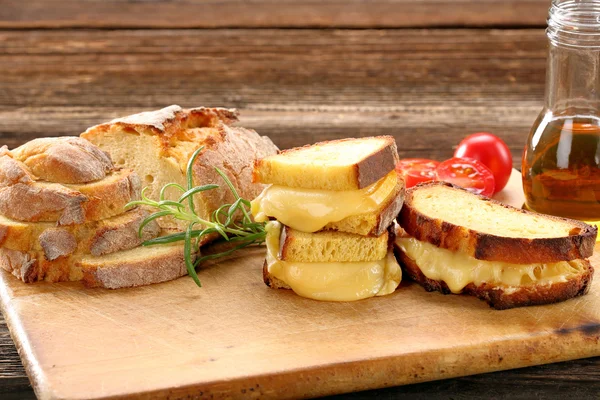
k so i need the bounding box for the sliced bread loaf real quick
[0,168,140,224]
[81,105,278,232]
[0,207,160,258]
[398,182,597,264]
[0,140,140,225]
[253,136,398,191]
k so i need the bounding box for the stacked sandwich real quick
[251,136,405,301]
[394,182,597,309]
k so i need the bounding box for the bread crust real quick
[1,142,140,225]
[262,260,291,290]
[394,246,594,310]
[0,146,35,186]
[0,247,74,284]
[39,229,77,261]
[398,182,597,264]
[74,169,141,223]
[354,137,399,189]
[11,137,113,184]
[0,182,88,225]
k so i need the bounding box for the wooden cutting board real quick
[1,170,599,400]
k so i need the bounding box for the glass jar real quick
[522,0,600,221]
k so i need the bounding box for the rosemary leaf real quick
[132,146,266,289]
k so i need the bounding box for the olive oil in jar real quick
[523,114,600,220]
[522,0,600,223]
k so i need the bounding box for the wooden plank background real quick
[0,28,548,167]
[1,0,549,28]
[1,0,599,399]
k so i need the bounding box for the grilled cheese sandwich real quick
[394,182,596,309]
[266,221,401,301]
[253,136,404,301]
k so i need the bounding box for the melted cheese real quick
[396,236,585,293]
[251,171,397,233]
[265,221,401,301]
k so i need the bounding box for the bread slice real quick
[395,245,594,310]
[253,136,399,191]
[0,207,160,258]
[0,242,190,289]
[11,136,113,184]
[263,260,291,290]
[324,173,404,236]
[66,168,141,222]
[80,244,189,289]
[0,168,140,225]
[81,105,278,232]
[279,225,389,262]
[398,182,597,264]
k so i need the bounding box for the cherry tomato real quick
[436,157,495,197]
[454,132,512,194]
[395,159,440,188]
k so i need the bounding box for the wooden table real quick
[0,1,598,398]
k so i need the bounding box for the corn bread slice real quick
[279,225,389,263]
[398,182,597,264]
[253,136,399,191]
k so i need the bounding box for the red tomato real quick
[396,158,440,188]
[454,132,512,194]
[436,157,495,197]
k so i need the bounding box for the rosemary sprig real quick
[125,146,266,287]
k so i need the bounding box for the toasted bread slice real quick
[0,242,189,289]
[324,175,404,236]
[253,170,404,236]
[279,225,389,263]
[394,244,593,310]
[398,182,597,264]
[0,208,160,258]
[253,136,399,191]
[263,260,292,290]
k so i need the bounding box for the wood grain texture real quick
[0,227,598,399]
[0,1,549,29]
[0,28,548,167]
